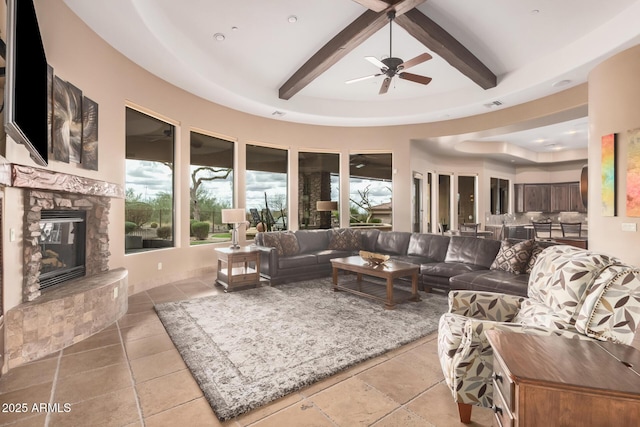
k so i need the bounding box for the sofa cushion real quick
[262,232,284,256]
[392,255,436,266]
[315,249,354,264]
[279,231,300,256]
[407,233,450,261]
[278,254,318,269]
[444,236,501,268]
[490,239,535,274]
[358,229,380,251]
[328,228,362,251]
[422,262,487,278]
[450,270,530,297]
[375,231,411,255]
[295,229,330,253]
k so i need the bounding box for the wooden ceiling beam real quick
[279,0,425,100]
[395,9,497,89]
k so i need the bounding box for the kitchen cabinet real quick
[515,182,586,213]
[523,184,550,212]
[568,182,587,212]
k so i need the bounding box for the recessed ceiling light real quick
[213,33,225,41]
[231,26,239,31]
[272,111,286,117]
[552,79,571,88]
[288,15,298,23]
[530,9,540,15]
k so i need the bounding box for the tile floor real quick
[3,275,637,427]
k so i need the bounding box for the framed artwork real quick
[601,133,617,216]
[66,82,83,164]
[52,76,70,163]
[627,128,640,217]
[81,96,99,171]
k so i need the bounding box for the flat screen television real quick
[4,0,49,166]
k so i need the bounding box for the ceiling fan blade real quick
[345,74,381,84]
[379,77,391,94]
[399,52,432,70]
[398,72,432,85]
[365,56,387,70]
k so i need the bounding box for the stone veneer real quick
[24,190,111,301]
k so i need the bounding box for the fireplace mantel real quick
[1,163,124,198]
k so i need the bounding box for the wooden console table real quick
[215,247,261,292]
[485,330,640,427]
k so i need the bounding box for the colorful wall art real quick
[627,128,640,217]
[601,133,617,216]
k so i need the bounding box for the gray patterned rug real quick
[154,277,447,420]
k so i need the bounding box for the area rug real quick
[154,277,448,420]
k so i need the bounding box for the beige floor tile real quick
[123,332,176,360]
[249,401,334,427]
[144,398,222,427]
[119,319,168,342]
[372,408,433,427]
[1,413,47,426]
[117,310,163,329]
[0,357,58,394]
[406,382,493,427]
[130,349,187,383]
[145,285,188,304]
[48,386,141,427]
[175,281,221,299]
[57,343,126,379]
[0,382,53,425]
[53,362,132,404]
[136,369,203,417]
[128,292,152,305]
[357,350,443,404]
[62,328,122,355]
[310,377,399,426]
[126,300,156,314]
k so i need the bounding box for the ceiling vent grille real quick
[483,100,504,109]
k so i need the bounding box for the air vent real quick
[483,100,504,109]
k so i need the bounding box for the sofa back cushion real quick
[375,231,411,255]
[295,229,331,253]
[260,231,299,256]
[527,245,620,326]
[407,233,449,261]
[574,265,640,345]
[358,229,380,252]
[444,236,501,268]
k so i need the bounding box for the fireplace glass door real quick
[39,210,86,290]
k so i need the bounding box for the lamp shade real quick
[316,201,338,212]
[221,208,246,224]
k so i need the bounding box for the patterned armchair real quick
[437,245,640,423]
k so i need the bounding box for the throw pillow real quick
[262,233,284,256]
[490,239,535,275]
[525,243,544,273]
[328,228,362,251]
[278,231,300,256]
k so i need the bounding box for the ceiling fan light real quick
[213,33,225,41]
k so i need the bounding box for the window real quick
[125,108,174,253]
[457,175,477,225]
[438,174,451,232]
[349,153,392,226]
[490,177,509,215]
[246,145,288,231]
[189,132,234,245]
[299,152,340,229]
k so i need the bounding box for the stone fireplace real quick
[2,164,128,369]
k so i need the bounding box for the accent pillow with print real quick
[262,233,284,256]
[328,228,362,251]
[490,239,535,274]
[525,243,544,273]
[278,231,300,256]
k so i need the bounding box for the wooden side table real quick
[215,247,261,292]
[485,330,640,427]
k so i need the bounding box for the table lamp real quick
[316,201,338,229]
[221,208,246,249]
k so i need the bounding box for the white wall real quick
[588,44,640,266]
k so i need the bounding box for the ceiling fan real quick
[346,10,432,95]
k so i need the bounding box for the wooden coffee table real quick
[330,256,420,310]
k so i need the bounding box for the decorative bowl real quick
[359,250,390,266]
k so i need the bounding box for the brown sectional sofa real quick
[254,228,555,296]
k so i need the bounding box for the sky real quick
[125,160,392,214]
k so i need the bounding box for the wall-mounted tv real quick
[4,0,49,166]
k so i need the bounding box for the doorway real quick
[412,172,423,233]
